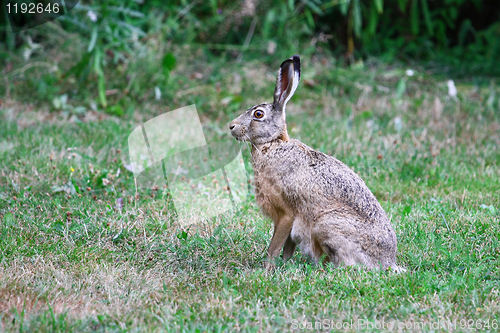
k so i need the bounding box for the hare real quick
[229,55,403,271]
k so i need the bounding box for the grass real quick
[1,49,500,332]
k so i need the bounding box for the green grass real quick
[1,53,500,332]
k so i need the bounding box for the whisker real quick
[244,133,262,159]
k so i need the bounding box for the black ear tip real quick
[292,55,301,78]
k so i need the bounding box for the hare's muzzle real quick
[229,120,242,140]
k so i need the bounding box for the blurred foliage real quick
[0,0,499,114]
[1,0,499,62]
[61,3,147,108]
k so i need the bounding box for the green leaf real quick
[93,49,103,76]
[162,53,176,81]
[53,97,62,110]
[305,0,323,16]
[367,4,379,36]
[288,0,295,11]
[395,78,406,99]
[209,0,217,13]
[87,27,98,53]
[374,0,383,14]
[403,205,412,216]
[162,53,176,72]
[304,9,315,29]
[340,0,350,16]
[352,0,362,38]
[107,105,124,117]
[420,0,433,36]
[359,110,373,119]
[177,230,188,240]
[98,74,107,108]
[397,0,407,13]
[262,10,275,39]
[93,49,107,108]
[449,6,458,21]
[410,0,420,36]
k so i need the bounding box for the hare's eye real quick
[254,110,264,119]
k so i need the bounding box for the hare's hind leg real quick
[312,217,371,268]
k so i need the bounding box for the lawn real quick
[1,54,499,332]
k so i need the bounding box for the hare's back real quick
[273,140,389,224]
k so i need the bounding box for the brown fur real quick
[229,56,403,271]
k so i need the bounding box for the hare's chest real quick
[253,166,291,217]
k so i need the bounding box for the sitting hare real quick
[229,55,403,271]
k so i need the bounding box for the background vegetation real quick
[1,0,500,113]
[1,0,499,332]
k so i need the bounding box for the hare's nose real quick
[229,123,236,130]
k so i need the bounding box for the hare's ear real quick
[273,55,301,115]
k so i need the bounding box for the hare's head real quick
[229,55,300,144]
